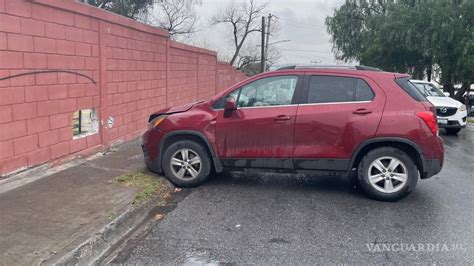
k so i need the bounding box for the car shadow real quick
[208,171,367,199]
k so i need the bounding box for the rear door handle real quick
[273,115,291,121]
[353,108,372,115]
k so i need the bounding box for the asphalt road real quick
[112,127,474,264]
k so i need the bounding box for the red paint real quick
[0,0,245,176]
[216,106,297,158]
[143,68,444,175]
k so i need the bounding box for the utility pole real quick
[264,13,272,72]
[260,16,265,73]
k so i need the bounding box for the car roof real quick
[269,67,406,79]
[212,65,410,102]
[276,64,382,71]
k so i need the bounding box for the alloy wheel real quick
[170,148,202,180]
[367,156,408,193]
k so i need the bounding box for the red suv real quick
[142,66,444,201]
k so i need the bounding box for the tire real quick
[357,147,418,202]
[445,128,461,135]
[162,140,212,187]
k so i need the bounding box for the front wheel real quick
[357,147,418,201]
[162,140,212,187]
[445,128,461,135]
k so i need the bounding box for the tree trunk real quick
[443,83,455,97]
[426,65,432,82]
[453,82,470,102]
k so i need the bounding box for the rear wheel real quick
[357,147,418,201]
[162,140,212,187]
[445,128,461,135]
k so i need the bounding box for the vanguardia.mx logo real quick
[366,243,467,253]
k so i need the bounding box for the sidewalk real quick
[0,139,165,265]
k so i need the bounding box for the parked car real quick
[142,66,444,201]
[411,80,467,134]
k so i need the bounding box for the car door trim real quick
[298,101,372,106]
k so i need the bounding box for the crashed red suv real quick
[142,66,444,201]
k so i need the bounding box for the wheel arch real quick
[349,138,424,176]
[158,130,223,173]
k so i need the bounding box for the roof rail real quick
[276,65,382,72]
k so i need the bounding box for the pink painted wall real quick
[0,0,246,176]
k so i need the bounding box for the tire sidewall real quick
[162,140,212,187]
[358,147,418,201]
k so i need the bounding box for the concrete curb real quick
[466,123,474,130]
[42,198,157,266]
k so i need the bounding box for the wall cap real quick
[30,0,169,37]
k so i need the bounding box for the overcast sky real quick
[190,0,346,66]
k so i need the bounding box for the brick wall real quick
[0,0,246,176]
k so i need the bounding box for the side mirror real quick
[224,98,237,111]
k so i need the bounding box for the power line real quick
[281,52,335,60]
[280,50,335,60]
[277,18,327,30]
[279,48,333,54]
[282,24,326,32]
[283,54,336,61]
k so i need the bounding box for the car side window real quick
[212,89,240,109]
[226,90,239,102]
[355,79,375,101]
[237,76,298,107]
[307,75,374,104]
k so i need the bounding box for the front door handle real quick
[353,108,372,115]
[273,115,291,121]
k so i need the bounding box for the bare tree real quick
[235,41,281,76]
[86,0,154,19]
[144,0,200,41]
[212,0,267,67]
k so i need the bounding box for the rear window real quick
[306,76,374,104]
[395,77,427,101]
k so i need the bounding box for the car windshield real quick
[413,82,445,97]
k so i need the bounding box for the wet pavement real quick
[112,128,474,264]
[0,141,146,265]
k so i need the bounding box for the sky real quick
[190,0,346,66]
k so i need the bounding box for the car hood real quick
[148,101,203,121]
[426,96,462,108]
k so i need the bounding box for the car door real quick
[215,75,302,169]
[293,74,385,171]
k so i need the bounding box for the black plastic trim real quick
[420,158,442,179]
[294,158,349,171]
[221,158,349,172]
[221,158,293,169]
[395,77,427,102]
[156,130,223,173]
[348,137,425,175]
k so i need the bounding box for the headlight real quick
[148,115,167,130]
[459,104,466,112]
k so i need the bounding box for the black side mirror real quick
[224,98,237,111]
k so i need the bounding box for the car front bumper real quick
[142,128,165,173]
[437,109,467,129]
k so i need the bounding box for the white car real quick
[411,80,467,135]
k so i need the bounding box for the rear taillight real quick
[416,111,438,135]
